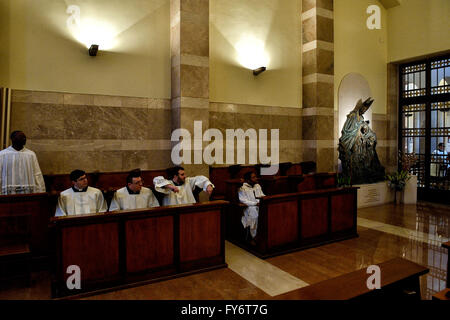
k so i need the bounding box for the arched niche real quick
[338,73,372,136]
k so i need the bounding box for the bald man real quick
[0,131,45,195]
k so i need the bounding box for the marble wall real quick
[209,102,302,165]
[9,90,172,174]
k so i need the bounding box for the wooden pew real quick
[275,258,429,300]
[0,193,51,279]
[50,200,228,298]
[226,186,358,258]
[209,162,312,200]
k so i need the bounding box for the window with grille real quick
[400,55,450,196]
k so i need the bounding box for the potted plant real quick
[386,170,411,204]
[386,151,417,204]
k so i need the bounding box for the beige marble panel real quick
[95,106,123,139]
[31,91,64,104]
[302,147,317,162]
[63,105,98,140]
[100,151,123,172]
[11,90,33,103]
[9,102,33,136]
[317,147,335,172]
[302,0,334,12]
[209,111,235,135]
[179,107,209,133]
[181,0,209,17]
[303,82,333,109]
[234,113,271,131]
[377,146,388,168]
[122,150,151,171]
[63,93,95,106]
[302,50,317,76]
[302,116,317,140]
[316,115,334,140]
[180,11,209,57]
[121,107,150,140]
[147,109,172,140]
[317,49,334,75]
[122,97,148,109]
[317,16,333,43]
[35,151,65,175]
[149,98,171,110]
[302,17,316,44]
[64,151,99,173]
[93,95,122,107]
[180,65,209,98]
[373,120,387,140]
[302,83,317,109]
[303,49,334,76]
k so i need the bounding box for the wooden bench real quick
[50,200,228,298]
[0,193,51,280]
[275,258,429,300]
[225,185,358,258]
[209,162,318,200]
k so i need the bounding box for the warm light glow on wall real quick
[235,36,270,70]
[69,19,118,50]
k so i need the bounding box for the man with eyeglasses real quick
[55,169,107,216]
[109,169,159,211]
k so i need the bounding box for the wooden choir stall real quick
[50,200,228,298]
[209,163,358,259]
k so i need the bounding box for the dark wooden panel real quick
[126,216,174,273]
[297,174,316,192]
[275,258,429,300]
[61,222,120,282]
[331,192,356,232]
[300,197,328,239]
[209,167,231,199]
[179,210,221,262]
[267,200,298,247]
[285,163,302,175]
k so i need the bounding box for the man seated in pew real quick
[153,166,214,206]
[109,169,159,211]
[55,169,107,216]
[238,171,265,244]
[0,130,46,195]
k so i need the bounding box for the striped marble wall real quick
[9,90,172,174]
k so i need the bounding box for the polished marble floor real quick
[0,202,448,300]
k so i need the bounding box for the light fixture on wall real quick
[253,66,266,76]
[88,44,99,56]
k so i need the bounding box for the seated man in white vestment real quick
[238,171,265,242]
[55,169,107,216]
[109,169,159,211]
[0,131,46,195]
[153,166,214,206]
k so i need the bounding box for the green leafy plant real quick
[386,170,411,191]
[337,174,351,187]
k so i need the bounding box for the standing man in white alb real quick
[238,171,265,244]
[153,166,214,206]
[0,131,46,195]
[55,169,107,216]
[109,168,160,211]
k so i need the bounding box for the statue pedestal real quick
[355,175,417,208]
[355,181,394,208]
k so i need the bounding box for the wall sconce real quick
[88,44,99,56]
[253,66,266,76]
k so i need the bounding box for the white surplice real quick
[55,186,107,216]
[0,146,46,195]
[238,183,265,238]
[153,175,214,206]
[109,186,160,211]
